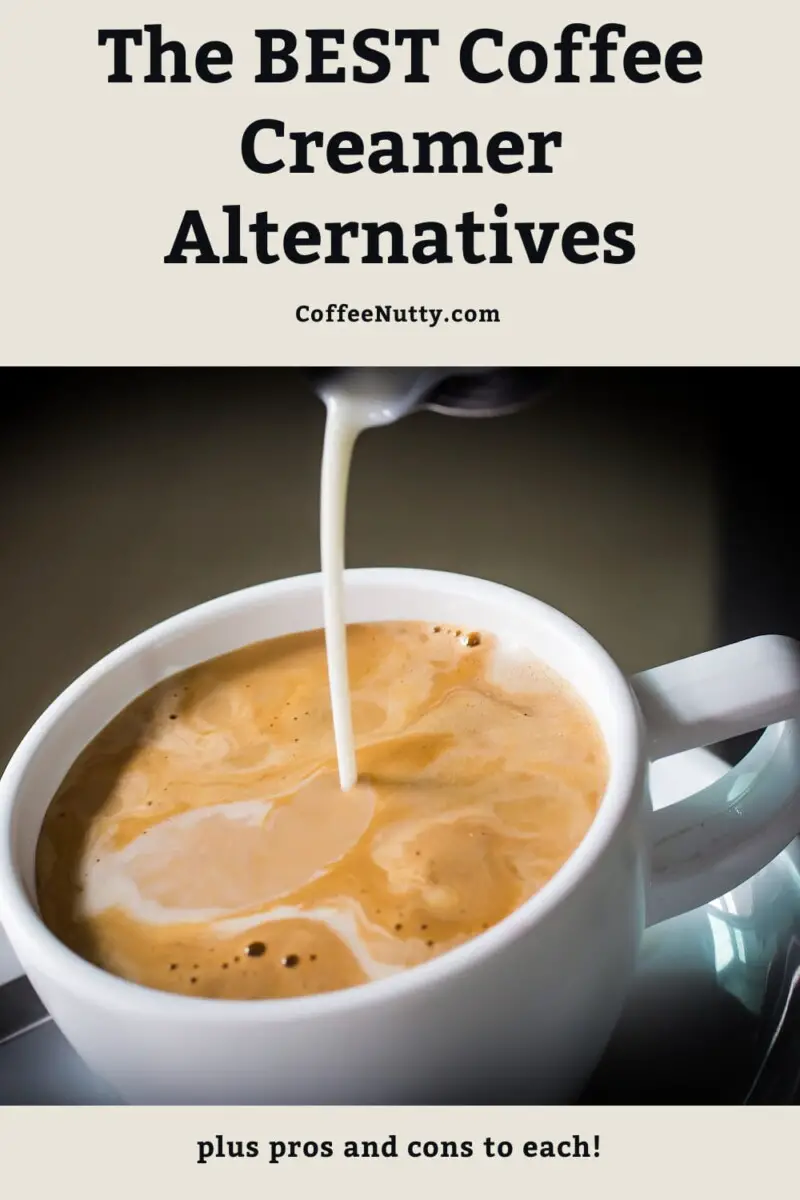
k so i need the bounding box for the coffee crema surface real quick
[36,623,608,1000]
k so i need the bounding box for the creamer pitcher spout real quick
[307,368,558,420]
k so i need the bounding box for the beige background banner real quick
[1,1106,796,1194]
[0,1,797,365]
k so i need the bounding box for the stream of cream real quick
[318,370,426,791]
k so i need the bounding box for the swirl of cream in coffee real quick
[36,623,607,1000]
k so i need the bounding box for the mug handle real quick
[630,635,800,926]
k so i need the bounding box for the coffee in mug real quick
[35,621,607,1000]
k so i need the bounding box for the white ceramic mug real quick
[1,569,799,1104]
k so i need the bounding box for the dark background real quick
[4,366,796,766]
[2,366,795,767]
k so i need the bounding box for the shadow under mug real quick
[1,568,799,1103]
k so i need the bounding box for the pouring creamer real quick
[313,367,549,790]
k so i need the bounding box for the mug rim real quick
[0,568,646,1022]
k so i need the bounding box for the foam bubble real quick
[216,901,407,982]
